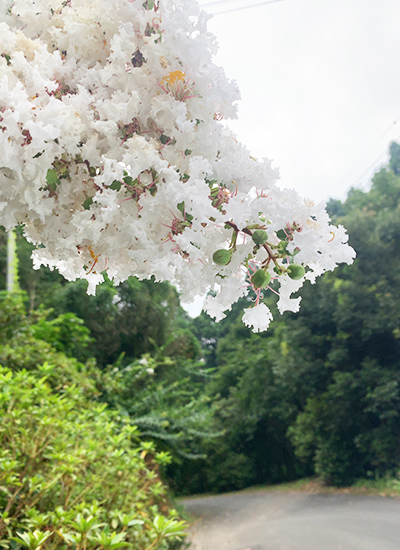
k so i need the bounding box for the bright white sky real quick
[197,0,400,204]
[183,0,400,315]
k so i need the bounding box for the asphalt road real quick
[182,490,400,550]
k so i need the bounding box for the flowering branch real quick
[0,0,355,332]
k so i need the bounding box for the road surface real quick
[182,490,400,550]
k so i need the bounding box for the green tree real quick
[286,142,400,484]
[181,141,400,491]
[0,227,193,367]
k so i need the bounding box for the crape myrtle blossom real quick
[0,0,355,331]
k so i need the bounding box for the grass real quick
[241,476,400,497]
[179,476,400,501]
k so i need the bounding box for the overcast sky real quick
[197,0,400,204]
[183,0,400,315]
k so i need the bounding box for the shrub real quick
[0,366,187,550]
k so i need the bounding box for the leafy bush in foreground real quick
[0,365,187,550]
[0,291,219,486]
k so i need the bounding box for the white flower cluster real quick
[0,0,355,331]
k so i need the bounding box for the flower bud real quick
[251,269,271,289]
[287,263,305,280]
[252,229,268,246]
[277,241,288,255]
[212,249,231,265]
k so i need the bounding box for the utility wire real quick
[200,0,240,7]
[328,117,400,197]
[200,0,284,15]
[355,151,390,187]
[201,0,392,197]
[338,134,400,198]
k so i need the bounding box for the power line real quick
[337,134,400,199]
[355,151,390,187]
[221,0,283,15]
[200,0,239,7]
[329,117,400,197]
[200,0,284,15]
[200,0,395,198]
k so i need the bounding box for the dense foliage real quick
[174,144,400,492]
[2,144,400,504]
[0,293,188,549]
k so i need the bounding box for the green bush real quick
[30,308,93,362]
[0,291,27,341]
[101,354,218,462]
[0,366,187,550]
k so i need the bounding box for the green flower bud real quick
[277,241,288,254]
[250,269,271,289]
[213,249,231,265]
[252,229,268,246]
[287,263,305,280]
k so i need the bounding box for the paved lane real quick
[182,490,400,550]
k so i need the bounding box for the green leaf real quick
[12,530,52,550]
[1,53,11,65]
[276,228,289,240]
[45,169,60,191]
[127,519,144,527]
[123,176,134,186]
[176,202,193,223]
[110,180,122,191]
[82,197,93,210]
